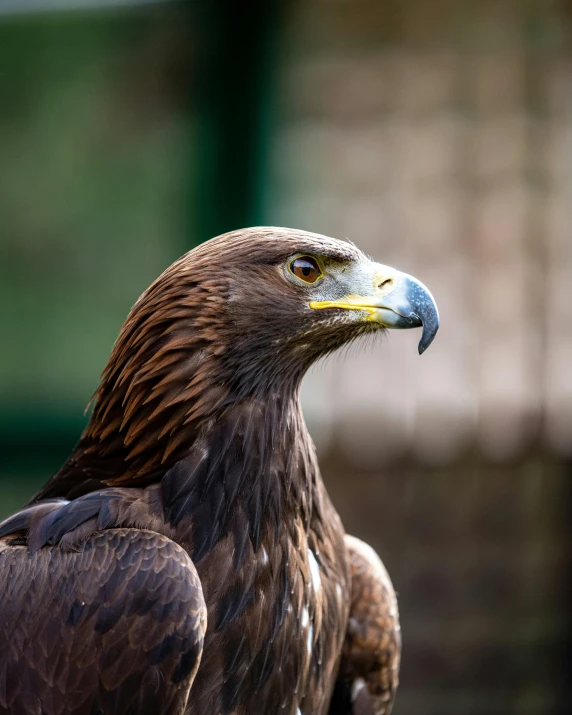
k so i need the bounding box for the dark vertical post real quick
[195,0,283,244]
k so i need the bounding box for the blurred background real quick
[0,0,571,713]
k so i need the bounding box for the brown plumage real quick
[330,536,401,715]
[0,227,438,715]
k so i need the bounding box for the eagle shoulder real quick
[0,519,206,715]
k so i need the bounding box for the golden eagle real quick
[0,228,438,715]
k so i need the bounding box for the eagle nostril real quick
[378,278,393,290]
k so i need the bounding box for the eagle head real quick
[166,227,439,395]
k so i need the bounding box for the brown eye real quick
[289,256,322,284]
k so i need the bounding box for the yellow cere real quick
[309,297,378,317]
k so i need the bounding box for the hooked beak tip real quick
[378,273,440,354]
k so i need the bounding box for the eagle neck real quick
[161,391,319,563]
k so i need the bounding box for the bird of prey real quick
[0,228,438,715]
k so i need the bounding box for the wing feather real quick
[328,535,401,715]
[0,529,206,715]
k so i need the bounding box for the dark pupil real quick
[301,264,312,276]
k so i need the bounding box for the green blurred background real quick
[1,1,571,714]
[0,0,275,508]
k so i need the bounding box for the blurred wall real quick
[267,0,572,466]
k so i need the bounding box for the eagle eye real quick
[289,256,322,284]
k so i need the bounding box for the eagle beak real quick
[310,263,440,354]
